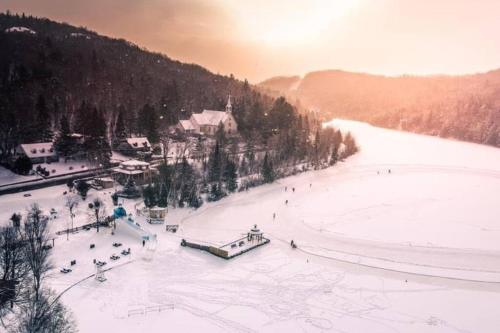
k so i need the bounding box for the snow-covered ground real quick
[1,119,500,332]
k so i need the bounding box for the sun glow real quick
[226,0,359,46]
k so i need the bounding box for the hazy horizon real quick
[2,0,500,83]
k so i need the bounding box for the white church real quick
[178,95,238,136]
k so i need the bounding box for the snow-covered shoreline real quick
[2,119,500,332]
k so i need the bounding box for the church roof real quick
[192,110,229,126]
[179,120,195,130]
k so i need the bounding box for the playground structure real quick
[113,205,158,251]
[181,224,270,260]
[95,263,106,282]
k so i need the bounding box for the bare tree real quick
[21,204,51,307]
[14,204,76,333]
[15,288,76,333]
[64,196,79,240]
[0,225,28,328]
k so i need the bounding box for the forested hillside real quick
[260,70,500,147]
[0,12,283,159]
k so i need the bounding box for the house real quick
[178,95,238,136]
[15,143,59,164]
[112,159,156,185]
[116,137,152,158]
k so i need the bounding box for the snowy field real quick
[1,119,500,332]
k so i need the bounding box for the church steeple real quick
[225,94,232,114]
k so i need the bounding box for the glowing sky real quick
[2,0,500,82]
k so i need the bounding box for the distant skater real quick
[310,183,312,188]
[285,200,288,205]
[273,213,276,220]
[285,186,287,192]
[292,187,295,192]
[388,169,391,174]
[142,239,145,247]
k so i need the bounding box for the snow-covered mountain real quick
[259,70,500,148]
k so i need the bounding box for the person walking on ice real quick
[273,213,276,220]
[285,200,288,205]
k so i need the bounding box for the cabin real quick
[15,142,59,164]
[178,95,238,136]
[116,137,152,158]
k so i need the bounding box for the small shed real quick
[147,206,166,224]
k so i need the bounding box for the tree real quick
[66,179,74,193]
[54,115,77,158]
[13,155,32,175]
[34,95,54,143]
[143,184,157,208]
[329,144,339,166]
[88,198,104,233]
[342,132,358,158]
[157,183,168,208]
[223,159,238,192]
[261,152,275,183]
[208,142,223,183]
[188,185,202,208]
[64,196,79,240]
[83,108,111,167]
[112,108,128,148]
[10,213,22,229]
[75,181,90,200]
[215,122,227,147]
[137,104,159,143]
[16,204,75,333]
[22,204,52,311]
[208,183,225,202]
[0,225,28,321]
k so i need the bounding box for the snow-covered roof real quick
[179,120,195,131]
[18,143,56,158]
[113,167,145,175]
[192,110,229,126]
[126,137,151,149]
[120,159,150,167]
[5,26,36,34]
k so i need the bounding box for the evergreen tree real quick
[54,115,77,157]
[208,183,225,202]
[138,104,159,143]
[113,108,128,148]
[215,122,227,147]
[261,152,275,183]
[84,108,111,167]
[330,144,339,166]
[157,183,168,207]
[143,184,157,208]
[342,132,358,158]
[76,181,90,200]
[188,185,202,208]
[35,94,53,142]
[208,141,223,182]
[13,155,32,175]
[223,158,238,192]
